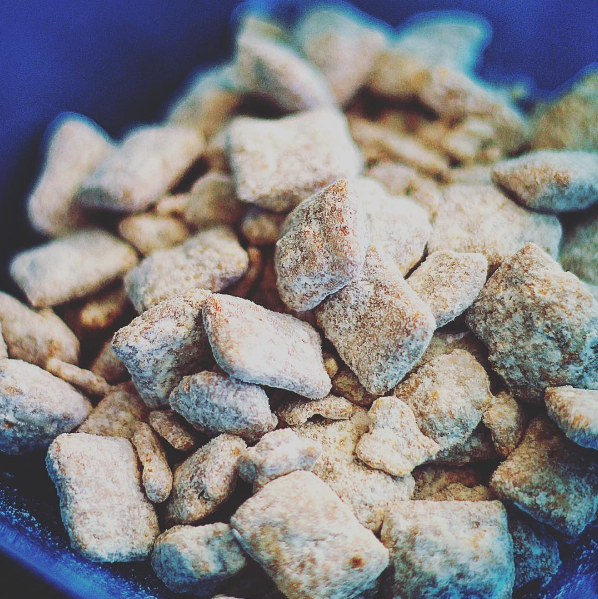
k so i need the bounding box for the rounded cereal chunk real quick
[316,249,436,395]
[151,524,248,595]
[276,394,354,426]
[27,114,113,236]
[545,386,598,450]
[394,349,492,451]
[10,229,139,308]
[482,391,527,457]
[240,207,285,246]
[118,213,189,256]
[170,371,277,442]
[407,250,488,327]
[131,422,173,503]
[90,340,129,384]
[148,409,199,452]
[112,289,214,409]
[491,150,598,213]
[356,396,439,477]
[0,359,91,455]
[124,226,248,312]
[466,243,598,402]
[275,179,370,311]
[227,110,363,213]
[78,124,205,213]
[46,433,159,562]
[45,357,111,398]
[202,294,331,399]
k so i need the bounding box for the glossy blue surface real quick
[0,1,597,597]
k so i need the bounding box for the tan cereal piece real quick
[45,357,111,398]
[449,164,492,184]
[295,7,387,105]
[227,246,263,298]
[531,68,598,151]
[275,179,370,311]
[349,117,450,178]
[432,482,495,501]
[381,500,514,599]
[559,207,598,284]
[490,415,598,536]
[432,424,499,465]
[154,193,190,217]
[78,124,204,213]
[483,391,527,457]
[429,184,562,272]
[412,463,484,500]
[26,114,113,236]
[165,434,246,526]
[238,429,321,490]
[316,249,436,395]
[332,366,379,407]
[544,386,598,450]
[90,341,129,384]
[466,243,598,402]
[230,471,389,599]
[240,208,285,246]
[227,110,363,213]
[0,291,79,367]
[131,422,173,503]
[356,178,432,275]
[10,229,138,308]
[170,371,277,442]
[322,351,340,378]
[417,328,487,369]
[149,410,199,452]
[394,350,492,451]
[165,64,241,139]
[183,172,245,230]
[46,432,159,561]
[78,382,149,438]
[491,150,598,213]
[0,359,91,455]
[203,294,331,399]
[204,127,230,173]
[151,523,248,595]
[276,394,354,426]
[0,325,6,360]
[124,226,248,312]
[407,250,487,327]
[118,213,189,256]
[508,511,562,589]
[112,289,213,408]
[356,397,439,476]
[234,33,335,112]
[441,117,496,163]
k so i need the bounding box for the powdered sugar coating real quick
[276,394,354,426]
[482,390,527,457]
[118,213,189,256]
[203,294,331,399]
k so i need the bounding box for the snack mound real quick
[2,4,598,598]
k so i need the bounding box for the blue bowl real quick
[0,1,597,597]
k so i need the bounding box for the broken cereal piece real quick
[394,350,492,451]
[433,424,498,465]
[407,250,487,327]
[230,471,389,599]
[0,359,91,455]
[170,371,277,442]
[483,391,527,457]
[118,213,189,256]
[275,179,370,311]
[27,114,113,236]
[165,434,246,526]
[429,185,562,272]
[45,357,111,397]
[46,433,159,561]
[356,396,439,476]
[491,150,598,213]
[124,226,247,312]
[332,366,379,406]
[466,243,598,402]
[238,429,321,490]
[151,524,248,595]
[276,394,353,426]
[78,124,204,213]
[0,291,79,367]
[545,386,598,450]
[203,294,331,399]
[149,410,199,452]
[240,208,285,246]
[227,110,363,213]
[113,289,213,408]
[490,415,598,536]
[10,230,138,308]
[90,340,129,384]
[131,422,173,503]
[381,501,514,599]
[78,382,149,438]
[316,249,436,395]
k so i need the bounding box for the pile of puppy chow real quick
[2,5,598,598]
